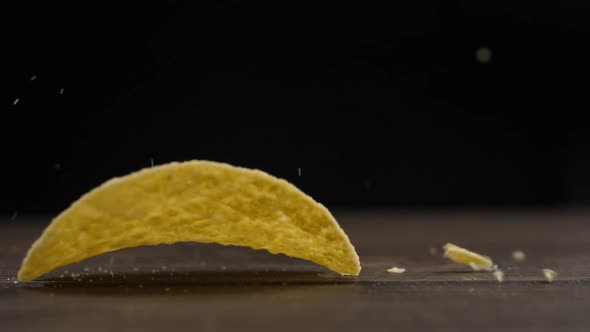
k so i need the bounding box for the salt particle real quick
[13,98,20,106]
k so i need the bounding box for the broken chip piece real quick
[542,269,557,282]
[512,250,526,262]
[17,161,361,281]
[443,243,494,272]
[386,267,406,274]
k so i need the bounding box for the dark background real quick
[3,1,590,215]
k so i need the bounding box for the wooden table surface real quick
[1,211,590,331]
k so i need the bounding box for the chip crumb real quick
[542,269,557,282]
[493,269,504,283]
[386,267,406,274]
[443,243,494,272]
[512,250,526,262]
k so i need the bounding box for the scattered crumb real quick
[83,267,89,272]
[468,287,475,293]
[13,98,20,106]
[161,266,168,271]
[512,250,526,262]
[13,280,19,285]
[110,271,114,277]
[150,158,154,167]
[30,75,37,80]
[493,269,504,283]
[428,247,438,255]
[59,274,64,278]
[59,88,64,95]
[220,266,227,271]
[132,267,139,272]
[386,267,406,274]
[98,267,103,272]
[164,288,171,292]
[542,269,557,282]
[10,211,19,220]
[138,284,143,288]
[71,273,80,278]
[298,167,302,176]
[443,243,494,272]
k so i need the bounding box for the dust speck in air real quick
[475,46,492,64]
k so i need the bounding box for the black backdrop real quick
[3,1,590,214]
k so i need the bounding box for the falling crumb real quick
[443,243,494,272]
[493,269,504,283]
[83,267,89,272]
[298,167,302,176]
[54,163,61,170]
[429,247,438,255]
[512,250,526,262]
[13,98,20,106]
[164,288,171,292]
[59,88,64,95]
[110,271,114,277]
[475,46,492,64]
[10,211,18,220]
[150,158,154,167]
[30,75,37,81]
[468,287,475,293]
[59,274,64,278]
[543,269,557,282]
[387,267,406,274]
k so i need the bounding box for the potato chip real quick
[18,161,361,281]
[443,243,494,272]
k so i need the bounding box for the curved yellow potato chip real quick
[18,161,361,281]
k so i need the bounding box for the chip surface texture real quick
[18,161,361,281]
